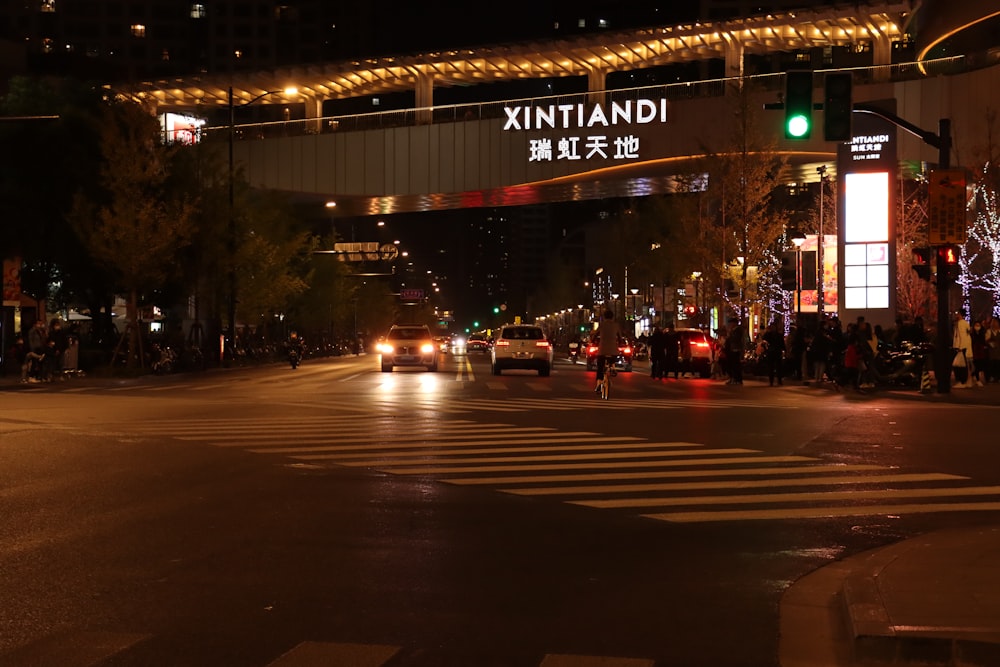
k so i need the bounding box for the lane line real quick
[647,501,1000,523]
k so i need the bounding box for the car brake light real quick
[621,346,632,354]
[694,341,710,348]
[495,340,510,347]
[587,345,597,354]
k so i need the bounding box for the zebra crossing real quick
[131,414,1000,523]
[0,632,655,667]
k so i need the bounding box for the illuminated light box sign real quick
[503,99,668,163]
[160,112,205,145]
[837,105,897,316]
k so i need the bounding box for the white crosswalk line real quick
[650,502,1000,523]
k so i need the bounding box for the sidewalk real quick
[781,524,1000,667]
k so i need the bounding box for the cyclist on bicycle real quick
[594,308,621,393]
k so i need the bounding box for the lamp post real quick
[816,165,828,315]
[791,235,806,318]
[226,85,297,362]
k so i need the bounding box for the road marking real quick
[267,641,401,667]
[300,447,756,467]
[252,439,679,455]
[449,463,888,485]
[345,455,819,476]
[508,473,966,497]
[650,502,1000,523]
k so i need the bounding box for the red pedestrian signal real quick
[936,244,960,282]
[911,247,931,281]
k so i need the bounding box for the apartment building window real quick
[190,3,206,19]
[41,37,54,53]
[131,24,146,38]
[40,0,56,12]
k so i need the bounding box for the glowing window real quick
[40,0,55,12]
[190,4,206,18]
[131,24,146,38]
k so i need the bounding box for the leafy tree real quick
[231,188,316,343]
[699,80,789,325]
[0,76,116,322]
[70,100,197,367]
[895,175,936,321]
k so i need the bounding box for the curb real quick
[840,537,1000,667]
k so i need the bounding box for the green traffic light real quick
[786,114,810,139]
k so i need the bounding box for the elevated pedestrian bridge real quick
[107,0,1000,216]
[206,55,998,216]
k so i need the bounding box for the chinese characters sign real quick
[503,99,668,164]
[928,169,969,245]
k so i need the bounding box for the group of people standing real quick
[951,308,1000,388]
[10,318,74,383]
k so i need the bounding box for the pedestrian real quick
[761,321,785,385]
[724,319,745,385]
[952,308,973,388]
[712,327,727,380]
[663,322,680,380]
[25,319,47,382]
[986,316,1000,383]
[648,324,665,379]
[970,318,988,387]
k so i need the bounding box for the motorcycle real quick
[151,344,177,375]
[288,346,301,369]
[568,341,581,363]
[876,341,933,387]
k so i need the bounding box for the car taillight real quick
[694,341,710,348]
[587,345,598,354]
[495,340,510,347]
[621,346,632,355]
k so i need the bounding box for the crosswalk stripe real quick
[297,447,759,467]
[267,641,401,667]
[507,473,967,497]
[649,501,1000,522]
[249,439,688,455]
[448,463,888,485]
[329,455,819,476]
[576,485,1000,509]
[201,426,577,444]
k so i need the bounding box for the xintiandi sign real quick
[837,105,898,328]
[503,99,668,163]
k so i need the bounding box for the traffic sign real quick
[378,243,399,261]
[400,288,423,301]
[928,169,969,244]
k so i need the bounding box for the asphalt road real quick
[3,351,999,666]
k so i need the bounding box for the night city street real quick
[3,353,1000,666]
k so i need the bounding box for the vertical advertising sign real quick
[837,103,897,328]
[3,257,21,306]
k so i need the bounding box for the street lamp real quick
[227,85,297,361]
[816,165,828,314]
[791,234,806,317]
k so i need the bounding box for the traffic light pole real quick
[856,108,954,392]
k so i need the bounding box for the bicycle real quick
[596,355,617,400]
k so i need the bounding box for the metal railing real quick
[201,54,988,143]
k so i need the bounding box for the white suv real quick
[490,325,553,376]
[378,325,439,372]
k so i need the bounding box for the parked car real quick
[674,327,714,378]
[490,324,553,376]
[377,324,439,372]
[585,336,634,372]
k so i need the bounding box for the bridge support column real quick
[302,94,323,133]
[724,39,745,78]
[870,32,894,81]
[586,67,608,105]
[415,72,433,125]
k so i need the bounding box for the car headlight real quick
[379,343,394,354]
[420,343,435,354]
